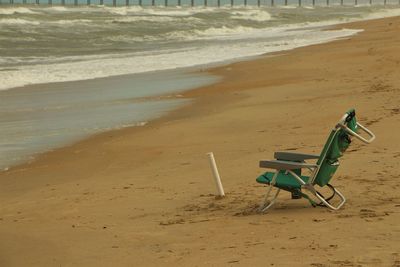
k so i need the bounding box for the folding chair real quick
[256,109,375,212]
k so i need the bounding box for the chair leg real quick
[304,185,346,210]
[259,184,280,213]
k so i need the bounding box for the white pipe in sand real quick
[207,152,225,197]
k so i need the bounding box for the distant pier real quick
[0,0,398,8]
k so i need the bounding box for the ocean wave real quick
[101,5,266,17]
[142,7,216,16]
[52,19,93,25]
[230,10,272,21]
[2,5,398,91]
[103,35,160,43]
[0,18,40,25]
[123,25,260,42]
[0,36,36,42]
[103,6,145,15]
[42,6,71,12]
[279,5,298,9]
[102,6,210,16]
[0,7,38,15]
[110,15,185,23]
[101,27,251,43]
[192,25,255,38]
[103,25,261,43]
[101,6,221,16]
[0,28,360,91]
[361,7,400,20]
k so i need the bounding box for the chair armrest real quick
[259,160,318,170]
[274,152,320,161]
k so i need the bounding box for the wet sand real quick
[0,17,399,266]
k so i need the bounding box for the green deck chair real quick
[256,109,375,212]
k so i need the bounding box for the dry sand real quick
[1,17,400,267]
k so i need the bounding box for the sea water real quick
[0,71,218,169]
[1,5,400,169]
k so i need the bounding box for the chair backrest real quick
[313,109,357,187]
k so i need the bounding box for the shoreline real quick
[1,16,400,266]
[0,19,362,172]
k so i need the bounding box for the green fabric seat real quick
[256,171,310,190]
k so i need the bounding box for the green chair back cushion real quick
[314,109,356,187]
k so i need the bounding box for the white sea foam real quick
[0,18,40,25]
[0,27,361,91]
[167,21,351,42]
[361,7,400,20]
[231,10,272,21]
[0,36,36,42]
[102,5,241,17]
[103,6,214,16]
[105,7,130,15]
[43,6,71,12]
[143,7,220,16]
[103,24,302,43]
[111,15,181,23]
[144,9,199,16]
[103,6,145,15]
[0,7,38,15]
[103,35,159,42]
[191,25,255,38]
[52,19,93,25]
[278,5,298,9]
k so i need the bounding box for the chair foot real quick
[303,185,346,210]
[258,200,275,213]
[259,185,280,213]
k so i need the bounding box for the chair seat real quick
[256,171,310,190]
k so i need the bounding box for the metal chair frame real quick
[258,111,375,212]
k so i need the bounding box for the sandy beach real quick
[1,16,400,266]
